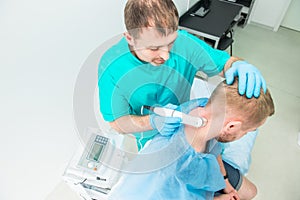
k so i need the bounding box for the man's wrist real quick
[222,56,243,76]
[149,114,156,129]
[223,174,228,180]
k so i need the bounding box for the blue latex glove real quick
[176,98,209,114]
[225,61,267,98]
[149,104,182,136]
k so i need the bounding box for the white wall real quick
[173,0,188,16]
[250,0,291,31]
[281,0,300,32]
[0,0,125,199]
[173,0,198,16]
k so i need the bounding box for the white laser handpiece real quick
[144,106,207,127]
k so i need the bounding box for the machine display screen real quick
[87,143,104,162]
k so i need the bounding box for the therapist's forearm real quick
[217,155,227,177]
[109,115,153,134]
[217,155,237,195]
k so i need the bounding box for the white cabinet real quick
[281,0,300,32]
[250,0,292,31]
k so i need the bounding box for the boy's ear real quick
[123,32,135,46]
[224,121,242,134]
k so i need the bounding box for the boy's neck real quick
[183,105,227,152]
[184,107,211,152]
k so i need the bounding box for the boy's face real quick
[189,106,267,143]
[217,118,267,143]
[127,28,177,66]
[217,128,256,143]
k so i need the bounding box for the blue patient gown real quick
[220,130,258,175]
[108,128,225,200]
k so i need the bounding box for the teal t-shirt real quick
[98,30,229,148]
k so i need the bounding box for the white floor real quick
[45,24,300,200]
[233,24,300,200]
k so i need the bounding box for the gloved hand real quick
[149,104,182,136]
[176,98,209,114]
[225,61,267,98]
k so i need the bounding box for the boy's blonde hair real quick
[209,78,275,130]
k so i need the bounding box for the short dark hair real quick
[124,0,179,38]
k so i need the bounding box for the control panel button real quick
[87,162,94,169]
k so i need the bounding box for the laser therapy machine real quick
[63,127,139,200]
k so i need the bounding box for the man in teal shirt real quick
[98,0,266,149]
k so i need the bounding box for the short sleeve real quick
[177,30,230,77]
[98,69,131,121]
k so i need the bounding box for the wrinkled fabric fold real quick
[109,129,225,200]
